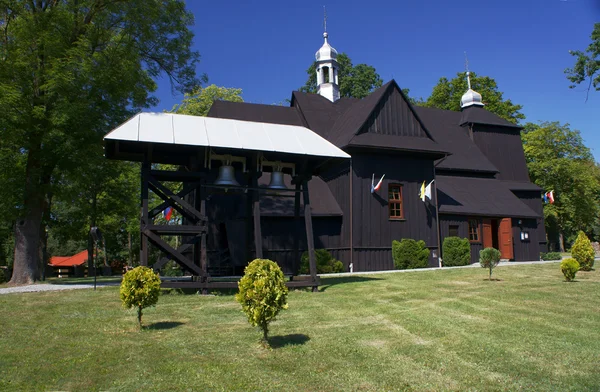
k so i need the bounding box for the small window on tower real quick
[323,66,330,83]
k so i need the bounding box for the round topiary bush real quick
[442,237,471,266]
[235,259,288,343]
[120,266,161,328]
[479,247,501,280]
[560,258,580,282]
[392,239,430,269]
[300,249,344,274]
[571,231,595,271]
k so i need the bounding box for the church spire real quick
[460,53,484,109]
[315,7,340,102]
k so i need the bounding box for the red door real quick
[499,218,514,260]
[482,219,493,249]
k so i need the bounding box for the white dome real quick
[315,32,338,61]
[460,88,484,108]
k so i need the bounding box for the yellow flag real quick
[420,181,425,202]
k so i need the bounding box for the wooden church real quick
[204,30,547,272]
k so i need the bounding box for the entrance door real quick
[498,218,514,260]
[482,219,493,248]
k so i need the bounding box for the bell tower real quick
[315,10,340,102]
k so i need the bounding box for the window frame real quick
[388,184,404,220]
[468,218,480,243]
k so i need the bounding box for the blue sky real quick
[153,0,600,160]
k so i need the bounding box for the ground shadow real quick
[145,321,185,330]
[48,277,122,286]
[483,278,503,282]
[319,276,382,292]
[267,334,310,349]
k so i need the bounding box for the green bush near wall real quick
[392,239,430,270]
[442,237,471,266]
[540,252,562,261]
[300,249,344,274]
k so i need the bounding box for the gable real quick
[361,87,429,138]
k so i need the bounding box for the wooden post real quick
[293,181,301,274]
[200,196,208,295]
[302,178,318,292]
[140,161,150,266]
[253,171,263,259]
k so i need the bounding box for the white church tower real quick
[315,13,340,102]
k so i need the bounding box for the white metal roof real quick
[104,112,350,159]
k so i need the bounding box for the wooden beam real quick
[252,171,263,259]
[140,162,150,266]
[153,236,200,271]
[149,182,198,219]
[142,224,206,235]
[143,229,205,276]
[149,169,206,182]
[293,181,301,274]
[302,178,318,292]
[147,175,206,222]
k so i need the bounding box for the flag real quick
[542,193,548,203]
[163,206,173,221]
[371,173,385,193]
[420,180,433,202]
[546,190,554,204]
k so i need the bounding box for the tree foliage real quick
[570,231,595,271]
[565,23,600,100]
[236,259,288,343]
[421,72,525,124]
[0,0,200,284]
[479,247,501,280]
[120,266,161,328]
[521,122,600,249]
[300,53,383,99]
[170,84,243,116]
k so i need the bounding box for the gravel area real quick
[0,282,120,295]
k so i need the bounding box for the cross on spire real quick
[464,51,472,90]
[323,6,327,33]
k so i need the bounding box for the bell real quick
[267,171,288,189]
[214,165,240,186]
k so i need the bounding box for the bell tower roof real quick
[460,71,484,109]
[315,32,338,62]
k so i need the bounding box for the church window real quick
[468,219,480,242]
[388,184,404,219]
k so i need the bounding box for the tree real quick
[521,122,600,251]
[0,1,200,284]
[236,259,288,345]
[422,72,525,124]
[170,84,243,116]
[300,53,383,99]
[479,247,501,280]
[565,23,600,100]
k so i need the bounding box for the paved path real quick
[0,281,120,295]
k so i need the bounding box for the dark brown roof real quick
[414,106,499,173]
[207,101,303,126]
[258,173,342,217]
[436,175,540,218]
[459,106,521,128]
[290,91,356,138]
[499,180,542,191]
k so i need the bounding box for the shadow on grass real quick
[319,276,382,292]
[47,277,122,286]
[268,334,310,349]
[145,321,185,330]
[484,278,503,282]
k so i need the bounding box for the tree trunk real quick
[10,147,47,285]
[559,232,565,253]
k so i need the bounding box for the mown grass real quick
[1,263,599,391]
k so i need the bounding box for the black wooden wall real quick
[472,125,530,181]
[363,87,429,138]
[348,153,438,270]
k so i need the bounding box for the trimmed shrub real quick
[571,231,595,271]
[236,259,288,343]
[560,258,580,282]
[300,249,344,274]
[392,239,430,270]
[120,266,161,328]
[479,247,501,280]
[540,252,562,261]
[442,237,471,266]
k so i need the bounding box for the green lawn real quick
[1,263,599,391]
